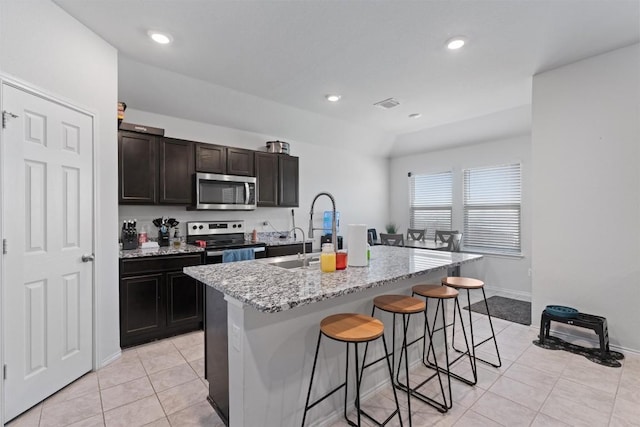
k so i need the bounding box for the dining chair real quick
[435,230,461,251]
[449,233,462,252]
[406,228,425,241]
[367,228,378,245]
[380,233,404,246]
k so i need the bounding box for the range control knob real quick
[237,223,242,228]
[199,225,204,230]
[192,225,197,230]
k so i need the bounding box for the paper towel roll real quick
[347,224,368,267]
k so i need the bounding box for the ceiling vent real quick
[373,98,400,109]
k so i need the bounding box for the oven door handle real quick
[207,246,265,257]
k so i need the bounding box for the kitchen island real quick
[184,245,482,427]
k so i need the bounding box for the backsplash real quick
[118,205,308,243]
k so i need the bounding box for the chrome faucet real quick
[290,226,307,267]
[308,192,337,251]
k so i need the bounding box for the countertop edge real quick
[185,252,482,313]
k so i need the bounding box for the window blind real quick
[463,164,521,255]
[409,171,452,240]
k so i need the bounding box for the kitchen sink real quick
[262,254,320,269]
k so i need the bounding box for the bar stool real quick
[442,277,502,371]
[412,284,475,406]
[301,313,403,427]
[361,295,447,426]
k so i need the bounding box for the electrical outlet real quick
[262,221,269,226]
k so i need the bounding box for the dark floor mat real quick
[533,335,624,368]
[464,296,531,325]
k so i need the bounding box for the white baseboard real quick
[99,349,122,369]
[484,285,531,302]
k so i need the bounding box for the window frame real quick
[462,163,522,256]
[408,171,453,241]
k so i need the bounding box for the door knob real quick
[82,254,95,262]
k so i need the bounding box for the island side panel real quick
[232,271,446,427]
[205,287,231,424]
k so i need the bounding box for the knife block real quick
[158,230,170,247]
[121,229,138,250]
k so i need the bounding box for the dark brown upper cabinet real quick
[158,137,194,204]
[195,143,226,174]
[255,152,299,207]
[119,126,194,206]
[195,144,254,177]
[226,147,255,176]
[255,152,278,207]
[118,130,158,204]
[278,154,299,207]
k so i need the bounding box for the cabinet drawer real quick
[121,254,203,276]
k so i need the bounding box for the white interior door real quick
[2,83,94,421]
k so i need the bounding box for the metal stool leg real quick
[451,289,502,368]
[353,336,404,427]
[426,295,476,386]
[305,332,356,426]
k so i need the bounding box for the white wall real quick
[389,135,533,298]
[120,109,390,251]
[0,0,120,381]
[532,44,640,351]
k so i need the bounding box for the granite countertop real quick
[183,245,482,313]
[260,237,312,246]
[120,244,205,259]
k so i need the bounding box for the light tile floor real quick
[7,305,640,427]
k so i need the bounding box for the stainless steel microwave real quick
[194,173,257,210]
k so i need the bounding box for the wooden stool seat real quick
[320,313,384,343]
[413,284,459,299]
[441,277,484,289]
[373,294,425,314]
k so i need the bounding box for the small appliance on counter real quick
[153,217,179,247]
[266,140,290,154]
[121,219,138,250]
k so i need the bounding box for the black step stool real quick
[539,310,610,358]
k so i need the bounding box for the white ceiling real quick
[54,0,639,152]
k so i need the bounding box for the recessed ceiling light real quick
[325,94,341,102]
[446,37,466,50]
[148,31,173,45]
[409,113,422,119]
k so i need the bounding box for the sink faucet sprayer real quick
[289,227,307,268]
[308,192,337,251]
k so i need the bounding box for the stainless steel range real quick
[186,220,266,264]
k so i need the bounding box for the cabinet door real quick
[279,155,299,207]
[118,131,157,204]
[255,152,278,207]
[120,273,165,347]
[159,137,194,204]
[195,143,226,174]
[166,272,203,328]
[227,147,255,176]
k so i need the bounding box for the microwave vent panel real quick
[374,98,400,109]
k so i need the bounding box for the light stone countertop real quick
[119,244,205,259]
[184,245,482,313]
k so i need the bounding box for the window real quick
[409,171,452,240]
[463,164,521,255]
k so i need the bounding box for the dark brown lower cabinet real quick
[119,253,204,348]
